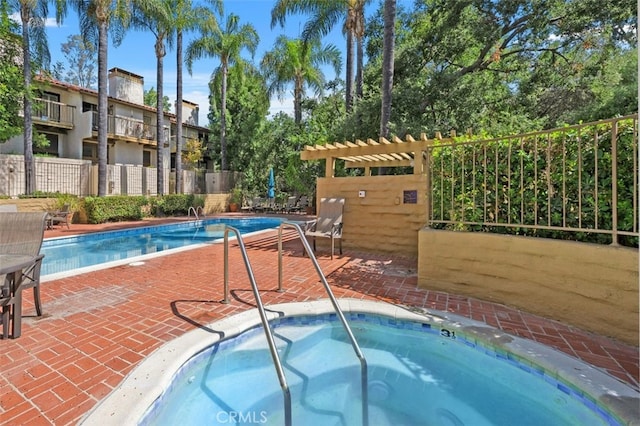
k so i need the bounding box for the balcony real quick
[32,98,75,129]
[91,112,167,146]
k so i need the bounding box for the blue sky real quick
[43,0,390,125]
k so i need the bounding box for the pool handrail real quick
[220,225,292,426]
[187,206,204,220]
[277,221,369,426]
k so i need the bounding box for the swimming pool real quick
[80,300,639,425]
[41,217,284,279]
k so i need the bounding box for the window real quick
[82,142,98,163]
[143,150,152,167]
[34,133,59,157]
[82,102,97,113]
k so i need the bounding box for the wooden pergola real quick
[300,133,454,178]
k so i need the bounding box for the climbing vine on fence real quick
[429,116,638,247]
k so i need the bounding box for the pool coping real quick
[78,299,640,425]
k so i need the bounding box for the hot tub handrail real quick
[277,221,369,426]
[221,225,292,426]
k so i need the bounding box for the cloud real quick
[10,14,60,28]
[269,97,295,117]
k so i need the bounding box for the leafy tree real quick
[0,2,23,142]
[261,36,341,125]
[186,13,259,171]
[209,62,269,173]
[360,0,636,138]
[143,86,170,111]
[12,0,64,194]
[69,0,133,196]
[52,34,97,88]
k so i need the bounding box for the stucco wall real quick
[0,198,56,212]
[418,229,639,345]
[316,175,427,255]
[203,193,231,214]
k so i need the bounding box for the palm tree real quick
[70,0,132,196]
[13,0,63,194]
[261,36,341,125]
[172,0,221,193]
[379,0,396,138]
[271,0,369,112]
[186,13,258,171]
[131,0,174,195]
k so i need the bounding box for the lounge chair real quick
[0,212,48,329]
[48,204,71,229]
[284,196,300,214]
[305,197,344,259]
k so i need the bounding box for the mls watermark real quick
[215,410,269,424]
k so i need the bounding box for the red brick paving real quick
[0,216,638,425]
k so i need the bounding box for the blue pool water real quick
[41,217,283,277]
[141,313,621,426]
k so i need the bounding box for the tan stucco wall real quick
[418,229,639,345]
[203,193,232,214]
[316,175,427,255]
[0,198,57,212]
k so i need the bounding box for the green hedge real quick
[82,194,206,224]
[150,194,204,216]
[84,196,147,223]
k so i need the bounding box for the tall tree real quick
[0,1,24,142]
[131,0,174,195]
[70,0,132,196]
[13,0,62,194]
[172,0,221,193]
[271,0,369,113]
[52,34,97,88]
[379,0,395,138]
[208,62,269,173]
[186,13,258,171]
[261,36,341,125]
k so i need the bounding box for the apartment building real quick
[0,67,212,171]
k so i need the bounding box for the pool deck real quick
[1,214,638,425]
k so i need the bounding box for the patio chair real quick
[0,212,48,323]
[284,196,300,214]
[252,197,267,213]
[48,204,71,229]
[305,197,344,259]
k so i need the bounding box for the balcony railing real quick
[32,98,75,128]
[91,112,166,143]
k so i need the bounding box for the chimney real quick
[108,68,144,104]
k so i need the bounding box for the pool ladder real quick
[220,221,369,426]
[187,206,204,220]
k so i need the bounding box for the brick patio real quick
[0,217,638,425]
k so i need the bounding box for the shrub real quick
[84,196,147,223]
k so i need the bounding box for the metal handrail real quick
[277,221,369,426]
[220,226,292,426]
[187,206,199,220]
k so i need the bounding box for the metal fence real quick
[0,155,241,197]
[427,115,638,246]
